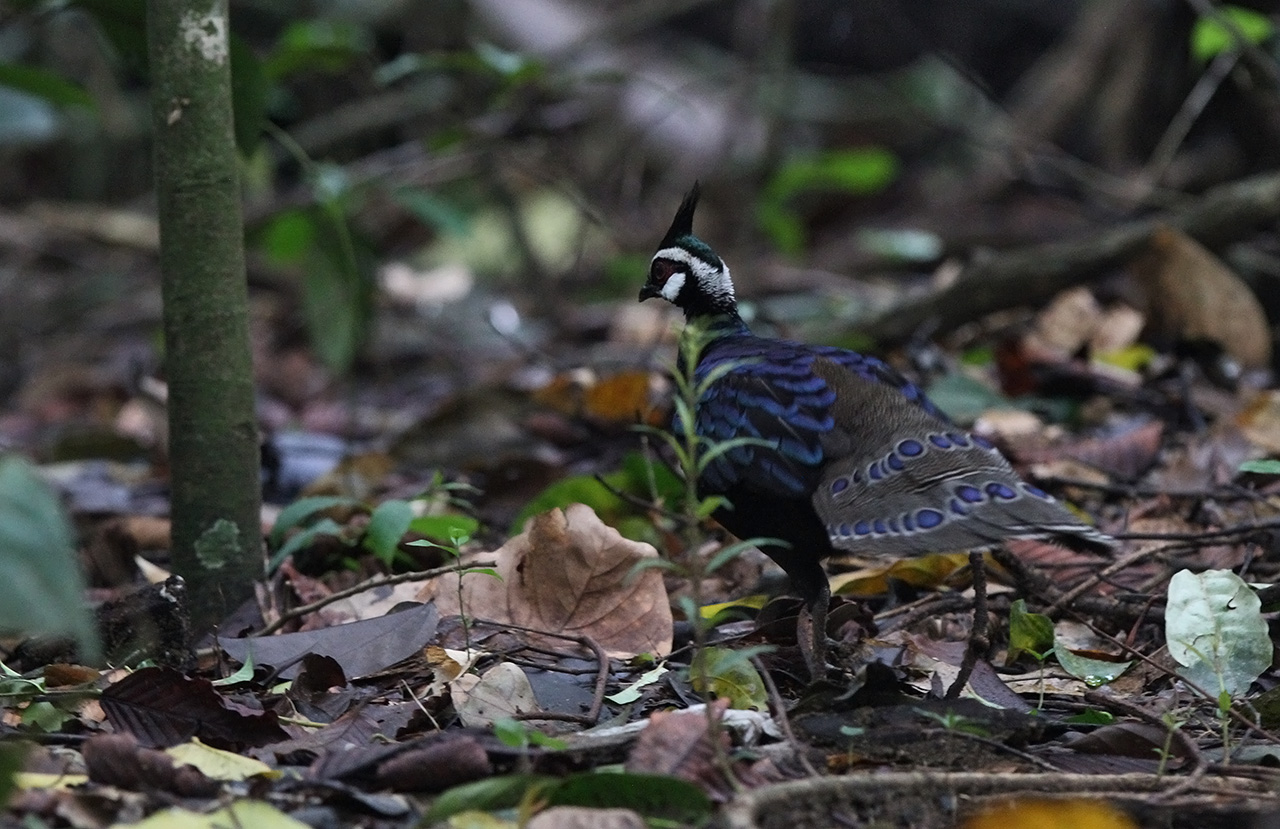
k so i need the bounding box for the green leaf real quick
[269,495,354,547]
[1191,5,1274,63]
[706,538,785,574]
[229,34,267,155]
[618,451,683,506]
[605,662,669,704]
[510,475,624,535]
[1065,709,1116,726]
[300,214,374,374]
[1007,599,1054,663]
[1166,569,1271,698]
[424,773,558,823]
[194,518,240,571]
[257,209,316,267]
[1251,683,1280,728]
[390,188,470,236]
[408,513,479,545]
[263,19,375,79]
[364,500,414,565]
[213,650,256,687]
[492,718,567,750]
[757,148,899,253]
[0,741,25,809]
[0,456,99,661]
[1053,642,1132,686]
[547,772,711,824]
[21,700,74,732]
[1240,459,1280,475]
[0,63,93,109]
[924,372,1074,425]
[688,645,768,710]
[268,517,345,571]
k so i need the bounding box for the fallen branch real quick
[860,170,1280,343]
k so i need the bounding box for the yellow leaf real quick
[831,553,969,597]
[699,595,768,619]
[116,800,311,829]
[964,797,1137,829]
[164,738,277,782]
[14,772,88,790]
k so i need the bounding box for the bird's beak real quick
[638,284,660,301]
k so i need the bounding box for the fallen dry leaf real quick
[451,662,542,726]
[1031,286,1103,356]
[82,734,219,797]
[1238,390,1280,455]
[1132,226,1271,368]
[509,504,672,657]
[626,697,731,793]
[421,504,672,658]
[373,735,492,792]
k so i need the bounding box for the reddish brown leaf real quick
[1060,420,1163,480]
[374,735,492,792]
[626,699,732,798]
[100,667,287,749]
[82,734,219,797]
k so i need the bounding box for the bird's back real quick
[691,331,1113,558]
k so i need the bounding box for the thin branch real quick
[255,560,495,636]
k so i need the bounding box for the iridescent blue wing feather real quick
[686,334,943,498]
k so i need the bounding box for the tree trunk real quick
[146,0,262,631]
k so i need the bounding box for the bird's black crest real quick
[660,182,701,248]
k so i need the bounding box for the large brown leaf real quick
[1133,226,1271,368]
[421,504,672,658]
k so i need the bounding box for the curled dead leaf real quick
[420,504,672,659]
[1132,227,1271,368]
[510,504,672,658]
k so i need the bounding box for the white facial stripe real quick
[659,271,685,301]
[651,246,734,303]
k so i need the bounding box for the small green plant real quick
[916,708,990,737]
[1156,711,1185,776]
[408,529,498,655]
[267,473,480,572]
[632,320,777,696]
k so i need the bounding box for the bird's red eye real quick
[650,258,678,283]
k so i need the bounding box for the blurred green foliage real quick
[1191,5,1274,63]
[758,147,899,254]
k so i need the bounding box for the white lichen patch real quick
[180,8,228,65]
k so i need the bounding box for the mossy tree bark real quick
[146,0,261,631]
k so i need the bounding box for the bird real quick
[639,184,1115,679]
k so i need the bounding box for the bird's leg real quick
[946,550,990,699]
[798,579,831,680]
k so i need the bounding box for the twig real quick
[1083,689,1208,797]
[947,551,989,700]
[753,655,819,778]
[1073,615,1280,749]
[922,728,1061,773]
[471,619,610,726]
[255,559,495,636]
[1112,516,1280,542]
[860,169,1280,343]
[1033,475,1252,501]
[1138,46,1240,192]
[1045,546,1156,615]
[875,591,970,632]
